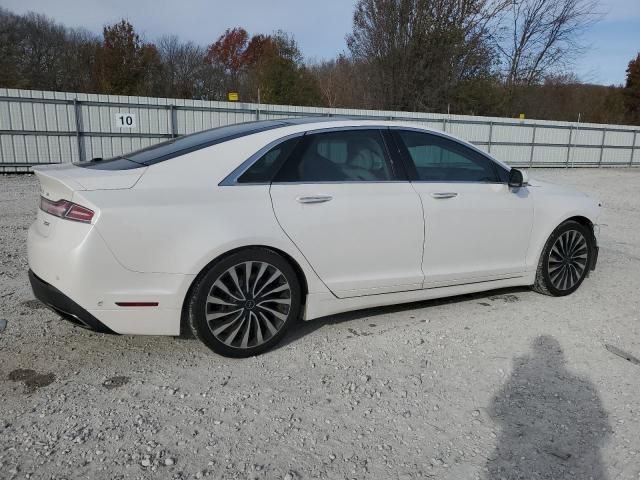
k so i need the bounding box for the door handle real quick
[296,195,333,204]
[430,192,458,199]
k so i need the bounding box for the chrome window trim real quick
[270,180,410,185]
[219,124,513,187]
[389,125,512,184]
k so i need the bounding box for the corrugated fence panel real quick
[0,87,638,171]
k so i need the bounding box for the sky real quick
[1,0,638,86]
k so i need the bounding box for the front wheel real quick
[532,220,593,297]
[188,248,302,357]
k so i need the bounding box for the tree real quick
[158,35,223,99]
[496,0,600,90]
[205,27,249,89]
[347,0,505,112]
[624,54,640,125]
[0,8,99,92]
[205,28,320,105]
[310,56,376,108]
[244,31,321,105]
[93,20,162,96]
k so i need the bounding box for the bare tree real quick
[347,0,508,112]
[496,0,600,87]
[158,35,211,98]
[309,55,376,108]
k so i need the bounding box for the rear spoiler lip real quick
[32,163,147,191]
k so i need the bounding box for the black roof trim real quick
[76,117,378,170]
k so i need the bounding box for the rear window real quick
[76,120,287,170]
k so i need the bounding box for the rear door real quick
[269,128,425,298]
[391,129,534,287]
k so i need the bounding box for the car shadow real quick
[485,335,610,479]
[278,285,531,349]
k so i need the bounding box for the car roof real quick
[79,117,498,170]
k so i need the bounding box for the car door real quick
[391,128,534,287]
[269,128,425,298]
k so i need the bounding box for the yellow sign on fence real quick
[228,91,239,102]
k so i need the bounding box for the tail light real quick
[40,197,94,223]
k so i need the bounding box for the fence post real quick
[629,131,637,167]
[442,117,447,132]
[598,129,606,167]
[487,121,493,154]
[73,99,84,163]
[169,105,177,138]
[529,125,537,168]
[565,126,573,168]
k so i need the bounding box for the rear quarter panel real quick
[82,137,329,296]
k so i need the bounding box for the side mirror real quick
[508,168,528,188]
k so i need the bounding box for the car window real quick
[275,129,394,182]
[397,130,501,183]
[237,137,301,183]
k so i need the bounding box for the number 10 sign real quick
[115,113,136,128]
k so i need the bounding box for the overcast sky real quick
[2,0,638,85]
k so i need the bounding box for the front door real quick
[392,129,534,287]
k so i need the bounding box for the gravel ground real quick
[1,169,639,480]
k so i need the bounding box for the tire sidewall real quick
[541,221,592,297]
[189,248,302,358]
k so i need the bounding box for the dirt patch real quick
[102,375,130,389]
[488,294,520,303]
[8,369,55,393]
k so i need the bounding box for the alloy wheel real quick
[204,261,292,349]
[547,229,588,291]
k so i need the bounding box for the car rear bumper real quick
[27,217,193,336]
[29,269,116,334]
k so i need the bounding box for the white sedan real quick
[28,119,601,357]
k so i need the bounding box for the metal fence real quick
[1,87,638,172]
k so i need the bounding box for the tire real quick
[532,220,593,297]
[188,248,302,357]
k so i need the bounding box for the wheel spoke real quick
[258,297,291,306]
[211,310,244,336]
[213,280,243,302]
[258,304,288,322]
[254,271,282,297]
[206,308,242,322]
[223,313,247,346]
[207,295,237,307]
[245,262,252,293]
[251,311,263,345]
[227,267,246,300]
[258,282,289,299]
[258,311,279,335]
[251,262,268,296]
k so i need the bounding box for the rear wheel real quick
[188,248,302,357]
[533,220,593,296]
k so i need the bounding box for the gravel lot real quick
[1,169,639,480]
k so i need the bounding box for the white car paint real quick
[27,119,601,336]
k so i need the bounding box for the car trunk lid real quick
[34,163,146,200]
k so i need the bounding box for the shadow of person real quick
[486,335,610,480]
